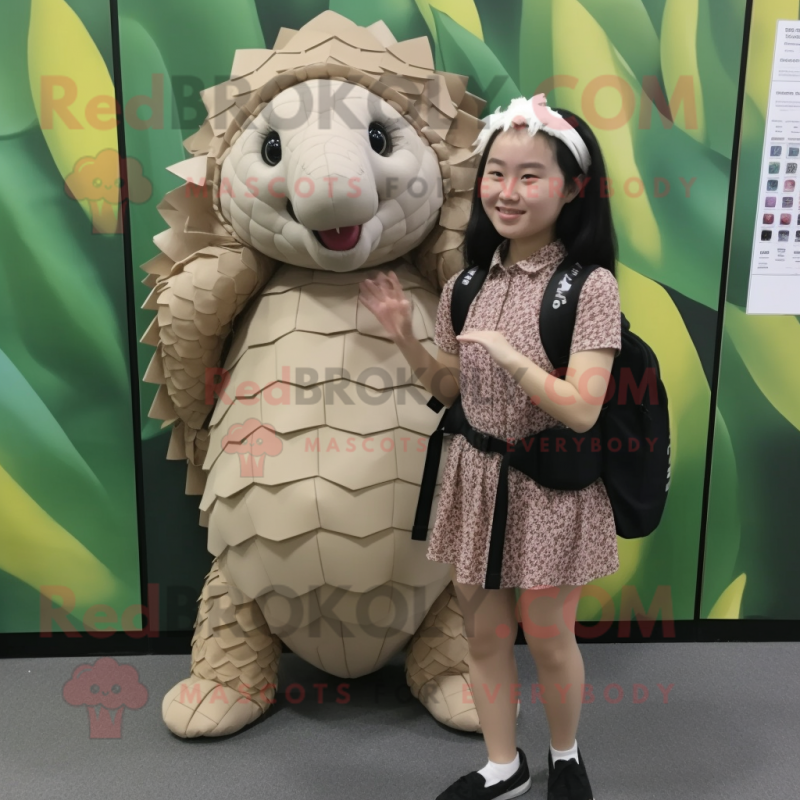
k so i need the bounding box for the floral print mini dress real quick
[426,239,622,590]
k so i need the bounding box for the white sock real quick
[550,739,579,765]
[478,751,520,787]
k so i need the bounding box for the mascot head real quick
[158,11,486,287]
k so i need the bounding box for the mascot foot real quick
[406,583,523,733]
[418,673,480,732]
[418,673,521,733]
[162,676,269,738]
[163,557,281,739]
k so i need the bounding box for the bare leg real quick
[450,566,520,764]
[517,584,584,750]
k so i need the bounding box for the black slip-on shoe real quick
[547,747,594,800]
[435,748,532,800]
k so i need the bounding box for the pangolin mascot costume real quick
[142,10,506,738]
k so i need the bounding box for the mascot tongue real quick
[317,225,361,251]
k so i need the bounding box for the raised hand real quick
[357,270,414,344]
[456,329,517,371]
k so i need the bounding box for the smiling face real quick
[216,79,444,272]
[480,128,580,259]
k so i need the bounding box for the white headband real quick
[472,93,592,174]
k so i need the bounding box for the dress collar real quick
[489,238,568,275]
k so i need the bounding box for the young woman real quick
[358,94,621,800]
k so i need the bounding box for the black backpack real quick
[420,257,670,540]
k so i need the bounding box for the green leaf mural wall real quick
[701,0,800,621]
[1,0,795,636]
[0,0,139,634]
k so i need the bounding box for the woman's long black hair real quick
[461,107,617,277]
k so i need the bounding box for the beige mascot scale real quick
[141,11,515,738]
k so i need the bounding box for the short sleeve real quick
[569,267,622,357]
[434,273,460,355]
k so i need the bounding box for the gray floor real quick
[1,642,798,799]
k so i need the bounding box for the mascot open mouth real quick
[287,199,362,251]
[314,226,362,250]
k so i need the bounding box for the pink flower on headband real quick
[471,95,590,171]
[530,93,572,131]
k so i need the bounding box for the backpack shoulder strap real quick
[425,265,489,415]
[450,266,490,336]
[539,260,600,370]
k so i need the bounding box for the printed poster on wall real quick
[747,19,800,314]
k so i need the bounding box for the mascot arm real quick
[142,246,271,467]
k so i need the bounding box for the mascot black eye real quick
[369,122,393,157]
[261,131,282,166]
